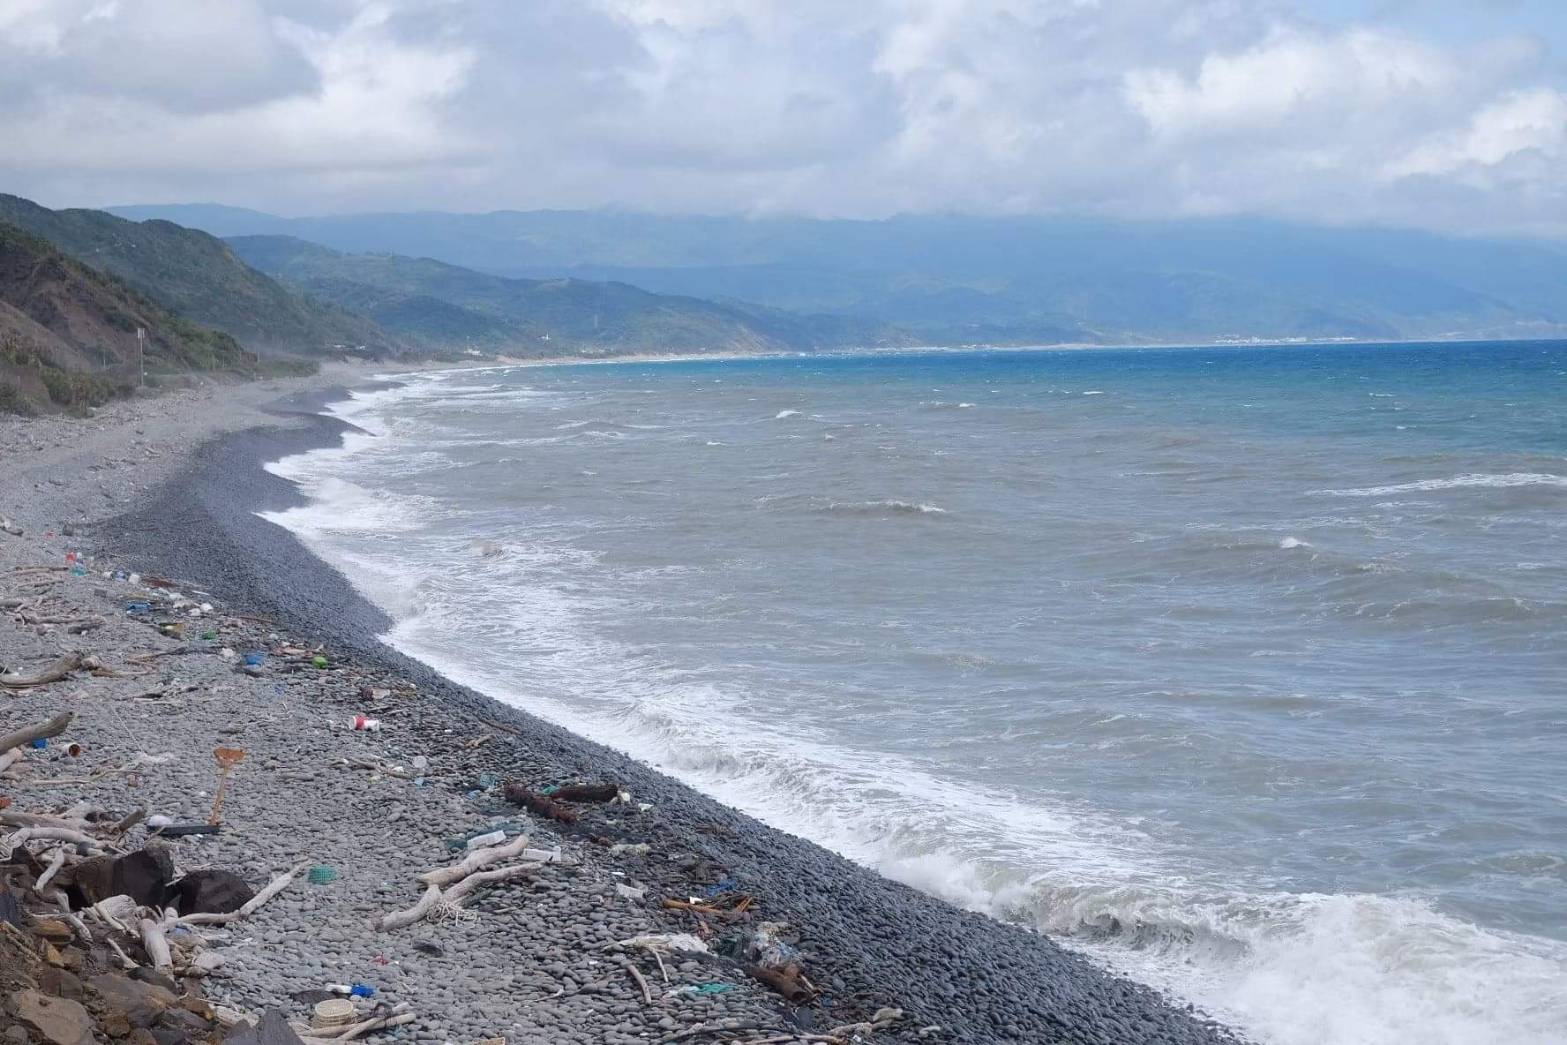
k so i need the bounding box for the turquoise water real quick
[266,342,1567,1045]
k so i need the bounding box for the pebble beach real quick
[1,376,1243,1045]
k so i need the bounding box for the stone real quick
[8,989,96,1045]
[88,973,177,1028]
[223,1009,307,1045]
[110,849,176,909]
[175,870,255,917]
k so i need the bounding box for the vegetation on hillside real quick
[0,221,257,414]
[0,194,404,356]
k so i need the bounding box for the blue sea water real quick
[264,342,1567,1045]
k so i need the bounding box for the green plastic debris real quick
[201,630,217,641]
[680,983,736,995]
[307,865,338,885]
[312,654,329,669]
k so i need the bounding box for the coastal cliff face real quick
[0,222,253,413]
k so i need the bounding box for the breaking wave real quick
[1318,473,1567,497]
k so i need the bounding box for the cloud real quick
[0,0,1563,235]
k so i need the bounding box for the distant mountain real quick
[225,235,899,356]
[0,221,253,413]
[114,205,1567,344]
[0,195,402,356]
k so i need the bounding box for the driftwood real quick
[299,1010,415,1043]
[417,833,532,886]
[0,750,25,776]
[502,782,579,824]
[0,654,84,689]
[442,863,534,905]
[140,915,173,970]
[620,957,653,1004]
[3,825,102,851]
[176,861,309,926]
[33,848,67,894]
[550,783,621,803]
[746,963,815,1003]
[0,712,75,755]
[376,882,441,932]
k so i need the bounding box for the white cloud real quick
[0,0,1563,234]
[1388,87,1567,177]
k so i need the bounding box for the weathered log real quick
[502,782,579,823]
[0,654,84,689]
[0,712,75,755]
[417,833,532,886]
[551,783,621,803]
[745,963,814,1004]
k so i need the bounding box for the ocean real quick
[263,342,1567,1045]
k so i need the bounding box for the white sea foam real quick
[1317,473,1567,497]
[1279,537,1311,549]
[774,409,801,419]
[258,372,1567,1045]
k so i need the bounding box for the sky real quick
[1,0,1565,236]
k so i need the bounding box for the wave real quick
[1317,473,1567,497]
[258,371,1567,1045]
[819,499,948,517]
[774,409,802,419]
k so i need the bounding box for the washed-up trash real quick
[147,814,174,830]
[325,983,376,999]
[71,564,87,577]
[210,747,246,826]
[677,983,736,995]
[615,883,647,901]
[609,843,651,856]
[614,933,710,955]
[352,716,382,732]
[311,999,355,1029]
[29,738,47,750]
[704,876,739,897]
[465,830,506,851]
[125,602,151,615]
[312,655,328,669]
[244,652,265,667]
[202,630,218,641]
[153,823,222,838]
[307,866,338,886]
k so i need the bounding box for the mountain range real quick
[110,205,1567,344]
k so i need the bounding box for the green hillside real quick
[0,195,403,356]
[0,221,254,413]
[227,235,897,356]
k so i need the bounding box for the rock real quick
[111,849,176,909]
[0,883,24,928]
[175,870,254,916]
[88,973,177,1028]
[223,1009,307,1045]
[8,989,96,1045]
[128,969,179,993]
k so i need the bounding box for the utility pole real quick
[136,327,146,388]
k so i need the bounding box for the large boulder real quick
[8,989,96,1045]
[175,869,254,916]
